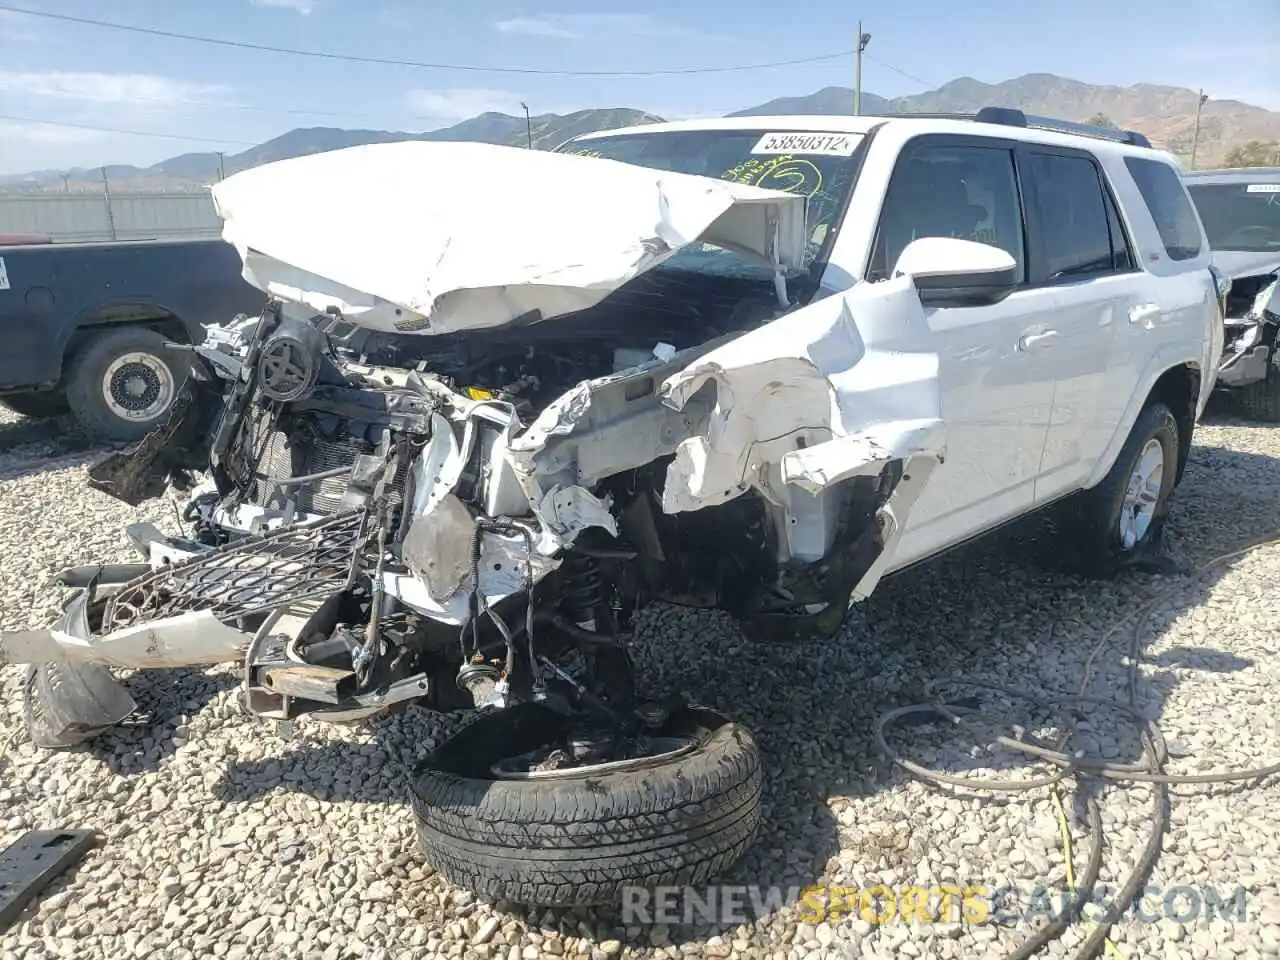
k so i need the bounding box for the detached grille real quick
[102,510,369,631]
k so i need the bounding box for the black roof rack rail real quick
[891,106,1152,148]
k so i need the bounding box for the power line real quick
[0,5,857,77]
[0,113,258,147]
[864,53,934,89]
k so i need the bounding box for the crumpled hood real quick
[1210,249,1280,281]
[211,140,808,336]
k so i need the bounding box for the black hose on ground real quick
[874,532,1280,960]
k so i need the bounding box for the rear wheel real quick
[64,327,187,443]
[410,702,763,907]
[1064,401,1180,572]
[0,389,70,420]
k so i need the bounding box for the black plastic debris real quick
[0,830,96,932]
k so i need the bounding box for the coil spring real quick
[560,552,602,623]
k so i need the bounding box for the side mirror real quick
[892,237,1019,307]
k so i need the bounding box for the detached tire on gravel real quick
[64,326,187,443]
[410,702,763,907]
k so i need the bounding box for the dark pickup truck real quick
[0,237,265,441]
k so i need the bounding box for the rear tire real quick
[64,327,187,443]
[410,702,763,907]
[1237,363,1280,423]
[0,389,70,420]
[1063,401,1180,573]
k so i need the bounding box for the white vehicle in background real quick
[2,108,1223,908]
[1183,167,1280,420]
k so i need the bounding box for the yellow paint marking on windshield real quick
[720,155,823,199]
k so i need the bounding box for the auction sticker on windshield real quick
[1245,184,1280,193]
[751,132,860,156]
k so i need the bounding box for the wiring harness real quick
[874,532,1280,959]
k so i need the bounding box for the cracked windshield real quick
[562,129,862,276]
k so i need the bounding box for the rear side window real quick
[1124,157,1203,261]
[1026,153,1133,279]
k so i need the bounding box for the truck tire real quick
[0,389,70,420]
[1237,363,1280,423]
[64,327,187,443]
[410,702,763,907]
[1064,401,1180,573]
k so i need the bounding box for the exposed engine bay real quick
[1,136,950,771]
[10,258,914,745]
[1215,269,1280,392]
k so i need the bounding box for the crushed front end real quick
[2,138,947,751]
[1215,268,1280,390]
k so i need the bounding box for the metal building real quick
[0,190,222,243]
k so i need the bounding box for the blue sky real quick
[0,0,1276,174]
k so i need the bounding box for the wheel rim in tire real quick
[102,352,175,422]
[490,735,697,780]
[1118,437,1164,550]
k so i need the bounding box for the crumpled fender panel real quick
[659,274,945,518]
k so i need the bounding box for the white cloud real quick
[493,13,700,40]
[406,88,528,120]
[0,121,102,146]
[250,0,319,13]
[0,71,228,108]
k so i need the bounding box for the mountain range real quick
[5,72,1278,191]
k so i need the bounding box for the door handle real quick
[1129,303,1161,327]
[1017,330,1059,352]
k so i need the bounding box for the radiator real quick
[245,430,410,518]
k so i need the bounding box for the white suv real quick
[6,108,1225,909]
[562,109,1223,588]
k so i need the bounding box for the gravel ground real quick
[1,403,1278,960]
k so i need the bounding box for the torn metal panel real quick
[1,598,248,670]
[210,140,808,336]
[659,275,945,520]
[505,334,733,505]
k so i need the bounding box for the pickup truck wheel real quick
[410,702,763,907]
[64,327,186,443]
[1065,401,1180,572]
[1237,363,1280,423]
[0,389,70,419]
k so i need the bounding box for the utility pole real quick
[854,25,872,116]
[60,174,69,193]
[217,152,226,181]
[1189,89,1208,170]
[101,167,117,240]
[520,102,532,148]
